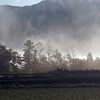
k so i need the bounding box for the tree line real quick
[0,40,100,74]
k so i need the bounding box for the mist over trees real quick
[0,40,100,74]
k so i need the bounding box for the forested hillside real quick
[0,40,100,74]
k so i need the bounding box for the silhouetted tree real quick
[67,53,72,70]
[0,44,11,74]
[86,52,94,69]
[23,40,34,73]
[31,49,40,72]
[9,49,22,74]
[35,42,44,61]
[53,49,63,69]
[40,55,49,72]
[94,57,100,70]
[87,52,93,63]
[44,41,54,63]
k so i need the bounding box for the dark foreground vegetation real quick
[1,88,100,100]
[1,70,100,88]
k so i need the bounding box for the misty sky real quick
[1,0,100,58]
[0,0,42,6]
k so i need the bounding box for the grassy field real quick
[0,87,100,100]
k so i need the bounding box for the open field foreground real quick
[0,87,100,100]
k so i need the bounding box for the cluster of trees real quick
[0,40,100,74]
